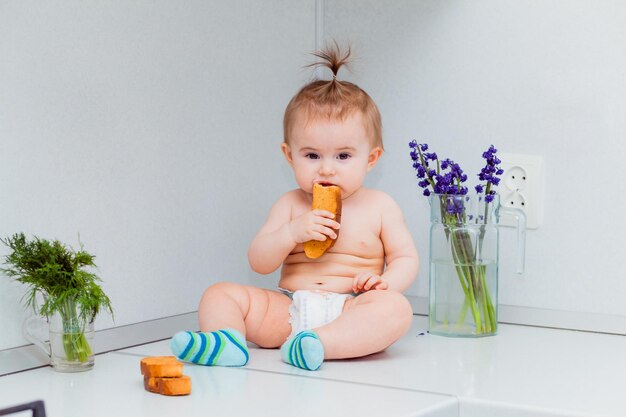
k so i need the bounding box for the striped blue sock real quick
[170,328,249,367]
[280,331,324,371]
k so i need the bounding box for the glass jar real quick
[23,297,95,372]
[428,194,525,337]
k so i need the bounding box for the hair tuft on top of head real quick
[308,40,352,80]
[283,40,383,150]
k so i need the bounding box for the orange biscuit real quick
[143,360,183,378]
[140,356,179,375]
[143,376,160,393]
[158,375,192,396]
[303,184,342,259]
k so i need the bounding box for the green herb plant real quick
[1,233,113,363]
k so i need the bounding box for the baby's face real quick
[282,112,382,199]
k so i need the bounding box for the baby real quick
[170,44,419,371]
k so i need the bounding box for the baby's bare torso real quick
[279,187,386,293]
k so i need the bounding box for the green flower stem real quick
[457,292,470,328]
[438,204,476,330]
[449,243,473,328]
[477,184,497,332]
[437,195,497,335]
[60,298,92,363]
[480,264,497,330]
[450,228,482,333]
[480,283,491,333]
[448,221,496,335]
[439,203,474,326]
[478,262,497,332]
[474,258,496,333]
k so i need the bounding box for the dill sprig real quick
[1,233,113,325]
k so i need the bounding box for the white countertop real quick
[1,316,625,417]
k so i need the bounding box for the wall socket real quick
[498,153,544,229]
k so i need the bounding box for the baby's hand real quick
[352,272,389,293]
[288,209,340,244]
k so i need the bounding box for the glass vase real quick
[428,194,525,337]
[23,297,95,372]
[48,312,95,372]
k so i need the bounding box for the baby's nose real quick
[319,160,335,175]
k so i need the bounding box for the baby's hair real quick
[283,41,383,150]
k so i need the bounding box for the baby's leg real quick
[171,282,291,366]
[315,290,413,359]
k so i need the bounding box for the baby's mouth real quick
[316,181,336,187]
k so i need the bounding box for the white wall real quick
[0,0,316,350]
[325,0,626,323]
[2,0,625,351]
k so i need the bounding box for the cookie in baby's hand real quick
[304,183,342,259]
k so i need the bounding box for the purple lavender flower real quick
[408,139,503,223]
[408,141,469,203]
[444,197,465,215]
[426,152,438,161]
[409,140,435,196]
[475,144,503,202]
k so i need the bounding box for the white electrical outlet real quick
[498,153,544,229]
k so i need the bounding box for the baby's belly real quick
[279,252,384,294]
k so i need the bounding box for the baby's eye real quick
[337,152,352,160]
[305,153,320,160]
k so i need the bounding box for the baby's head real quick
[283,43,383,151]
[281,43,384,198]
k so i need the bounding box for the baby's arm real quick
[378,195,420,292]
[248,191,340,274]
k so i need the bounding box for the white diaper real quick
[287,290,352,338]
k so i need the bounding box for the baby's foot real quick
[280,331,324,371]
[170,328,249,367]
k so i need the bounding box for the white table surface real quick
[1,316,625,417]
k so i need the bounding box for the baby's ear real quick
[367,147,383,171]
[281,142,294,166]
